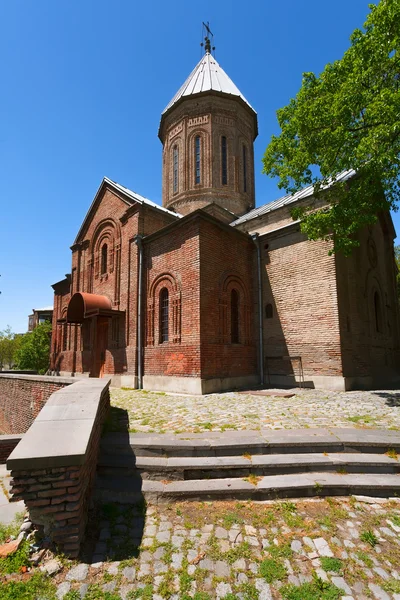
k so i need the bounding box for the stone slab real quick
[7,419,93,469]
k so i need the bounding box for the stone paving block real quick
[215,560,230,578]
[171,552,183,569]
[255,578,273,600]
[156,530,171,542]
[314,537,334,557]
[331,577,352,595]
[122,566,136,581]
[66,564,89,581]
[215,526,228,539]
[120,585,135,600]
[368,583,391,600]
[56,582,71,599]
[216,582,232,598]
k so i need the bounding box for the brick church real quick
[50,40,400,393]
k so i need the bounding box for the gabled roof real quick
[231,170,355,227]
[73,177,181,244]
[162,52,256,116]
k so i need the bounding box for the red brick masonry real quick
[6,378,110,557]
[0,434,23,463]
[0,374,75,434]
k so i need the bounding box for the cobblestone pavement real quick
[50,497,400,599]
[110,388,400,434]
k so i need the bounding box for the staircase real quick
[94,428,400,504]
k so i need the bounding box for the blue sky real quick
[0,0,392,333]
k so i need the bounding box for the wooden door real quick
[92,318,108,377]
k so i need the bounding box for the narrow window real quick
[221,136,227,185]
[243,145,247,192]
[374,291,382,333]
[195,136,201,184]
[231,289,239,343]
[173,146,179,193]
[101,244,108,275]
[160,288,169,343]
[265,303,273,319]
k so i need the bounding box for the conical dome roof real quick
[162,52,256,116]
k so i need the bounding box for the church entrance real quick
[92,317,108,377]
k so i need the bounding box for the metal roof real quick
[162,52,255,115]
[231,170,355,227]
[33,306,53,312]
[103,178,182,218]
[73,178,181,245]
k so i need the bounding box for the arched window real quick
[173,146,179,193]
[374,291,383,333]
[101,244,108,275]
[195,136,201,184]
[160,288,169,343]
[265,303,273,319]
[221,136,228,185]
[243,145,247,192]
[231,289,239,343]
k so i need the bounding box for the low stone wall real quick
[7,378,111,557]
[0,434,23,463]
[0,374,75,434]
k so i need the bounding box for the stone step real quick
[100,428,400,458]
[97,451,400,480]
[94,472,400,504]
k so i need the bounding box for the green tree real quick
[15,321,52,374]
[0,326,22,370]
[263,0,400,255]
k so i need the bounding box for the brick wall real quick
[199,217,258,379]
[0,375,74,434]
[0,434,23,463]
[7,379,110,558]
[143,218,202,377]
[336,216,400,382]
[261,225,343,382]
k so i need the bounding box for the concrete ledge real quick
[110,374,138,388]
[95,472,400,503]
[267,374,347,391]
[0,373,76,384]
[142,374,260,394]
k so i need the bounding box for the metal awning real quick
[67,292,113,324]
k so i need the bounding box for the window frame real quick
[195,135,201,185]
[173,145,179,194]
[159,288,169,343]
[243,144,247,192]
[231,288,240,344]
[221,136,228,185]
[101,243,108,275]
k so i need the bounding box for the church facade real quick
[50,46,400,393]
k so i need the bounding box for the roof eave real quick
[158,91,258,142]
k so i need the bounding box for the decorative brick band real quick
[6,378,111,557]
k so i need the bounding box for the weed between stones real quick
[360,529,379,547]
[259,558,287,582]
